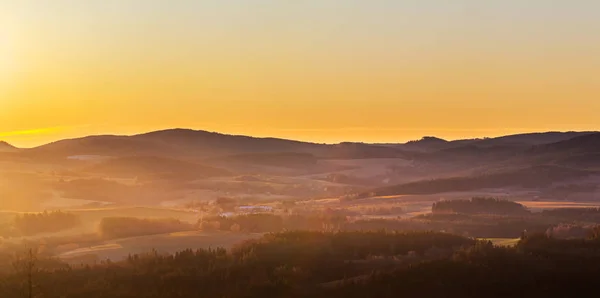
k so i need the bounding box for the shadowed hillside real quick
[475,131,596,147]
[517,133,600,169]
[360,165,598,197]
[23,135,170,159]
[206,152,318,168]
[528,133,600,155]
[84,156,232,179]
[24,129,412,160]
[384,132,597,153]
[325,143,414,159]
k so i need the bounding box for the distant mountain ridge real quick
[24,129,412,160]
[381,131,597,153]
[473,131,597,147]
[19,129,599,161]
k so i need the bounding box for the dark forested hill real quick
[24,129,411,160]
[360,165,598,197]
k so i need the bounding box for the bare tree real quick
[12,248,37,298]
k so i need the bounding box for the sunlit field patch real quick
[481,238,521,247]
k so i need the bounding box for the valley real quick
[1,129,599,265]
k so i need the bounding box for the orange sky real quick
[1,1,599,147]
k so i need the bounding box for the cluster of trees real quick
[6,231,600,297]
[354,206,404,216]
[2,211,81,237]
[197,204,577,238]
[199,213,347,233]
[346,216,551,238]
[98,217,194,239]
[545,224,591,239]
[432,197,530,215]
[192,180,354,199]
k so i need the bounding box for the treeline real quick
[545,224,592,239]
[541,208,600,221]
[98,217,194,239]
[6,231,600,297]
[92,204,600,242]
[199,211,544,238]
[432,197,530,215]
[198,203,600,238]
[348,215,552,238]
[0,231,473,298]
[1,211,81,237]
[199,213,347,233]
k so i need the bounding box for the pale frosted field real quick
[482,238,521,247]
[58,231,263,263]
[519,201,600,212]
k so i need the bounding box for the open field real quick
[482,238,521,247]
[519,201,600,212]
[58,231,262,263]
[68,206,200,222]
[0,206,203,242]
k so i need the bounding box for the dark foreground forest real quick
[2,230,600,298]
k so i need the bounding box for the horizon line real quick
[2,127,598,149]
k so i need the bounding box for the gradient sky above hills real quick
[1,0,599,147]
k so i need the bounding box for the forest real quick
[0,211,81,237]
[98,217,195,239]
[2,230,600,297]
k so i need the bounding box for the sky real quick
[1,0,599,147]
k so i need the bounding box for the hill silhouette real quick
[25,129,412,160]
[0,141,18,152]
[13,129,600,176]
[400,136,451,152]
[383,132,595,153]
[478,131,596,147]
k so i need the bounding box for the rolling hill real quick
[1,128,599,209]
[478,131,597,147]
[205,152,318,168]
[24,129,413,161]
[528,133,600,155]
[83,156,232,179]
[359,165,599,197]
[381,131,597,154]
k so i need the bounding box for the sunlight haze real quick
[1,0,599,147]
[2,3,600,296]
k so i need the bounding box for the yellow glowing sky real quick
[1,1,599,147]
